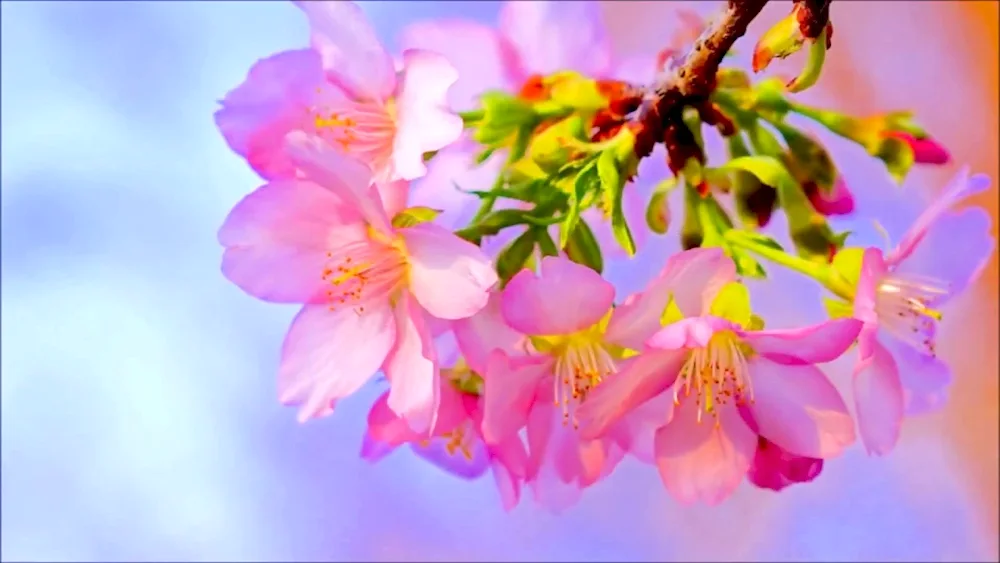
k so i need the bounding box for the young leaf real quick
[473,91,536,146]
[565,220,604,273]
[391,206,442,229]
[598,150,635,256]
[496,229,537,286]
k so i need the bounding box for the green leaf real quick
[598,150,635,256]
[473,91,536,146]
[786,26,828,94]
[559,161,597,248]
[391,206,442,229]
[830,247,865,289]
[475,147,497,165]
[454,209,537,244]
[823,297,855,320]
[698,194,766,279]
[534,227,560,257]
[645,185,672,234]
[565,220,604,273]
[872,135,916,185]
[496,229,537,286]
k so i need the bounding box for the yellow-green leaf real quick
[391,206,442,229]
[565,220,604,274]
[710,282,753,327]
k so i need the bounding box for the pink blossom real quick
[884,131,951,165]
[217,133,497,431]
[807,176,855,216]
[361,367,528,511]
[214,1,462,184]
[575,248,860,505]
[477,256,661,510]
[849,168,993,455]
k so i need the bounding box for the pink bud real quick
[885,131,950,165]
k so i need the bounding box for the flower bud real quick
[645,179,675,234]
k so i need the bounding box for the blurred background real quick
[1,1,997,560]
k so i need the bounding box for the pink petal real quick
[886,168,990,266]
[502,256,614,336]
[481,350,550,444]
[612,391,676,463]
[360,434,397,463]
[375,180,410,219]
[891,208,995,304]
[854,248,888,324]
[575,349,685,440]
[214,49,326,180]
[605,248,734,349]
[452,291,525,375]
[499,1,612,78]
[741,318,862,366]
[291,0,396,101]
[402,223,498,320]
[645,316,738,351]
[278,302,396,422]
[283,131,394,234]
[218,179,367,303]
[886,132,950,165]
[411,436,491,479]
[853,335,904,456]
[747,437,823,492]
[392,49,464,181]
[408,140,505,231]
[491,458,523,511]
[747,358,855,458]
[398,20,510,111]
[808,176,855,216]
[383,292,439,434]
[653,399,757,505]
[881,335,953,415]
[365,391,421,446]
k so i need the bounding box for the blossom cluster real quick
[215,1,995,509]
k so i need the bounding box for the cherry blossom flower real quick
[217,133,496,431]
[215,0,462,184]
[575,249,860,505]
[838,168,993,454]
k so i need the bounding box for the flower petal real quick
[881,335,953,415]
[807,176,855,216]
[292,0,396,101]
[645,316,738,351]
[605,248,734,349]
[747,437,824,492]
[365,391,421,446]
[214,49,325,180]
[284,130,393,233]
[748,358,855,458]
[491,458,523,511]
[886,168,990,266]
[499,1,612,78]
[278,302,396,422]
[375,180,410,219]
[398,20,510,111]
[892,208,995,304]
[575,349,684,440]
[411,437,491,479]
[854,248,888,324]
[481,350,550,444]
[392,49,464,181]
[384,292,439,434]
[741,318,862,366]
[409,141,505,231]
[402,223,498,320]
[853,335,904,456]
[218,179,367,303]
[360,434,397,463]
[502,256,614,336]
[654,399,757,505]
[613,390,676,464]
[452,291,524,374]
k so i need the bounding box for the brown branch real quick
[631,0,770,169]
[794,0,831,41]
